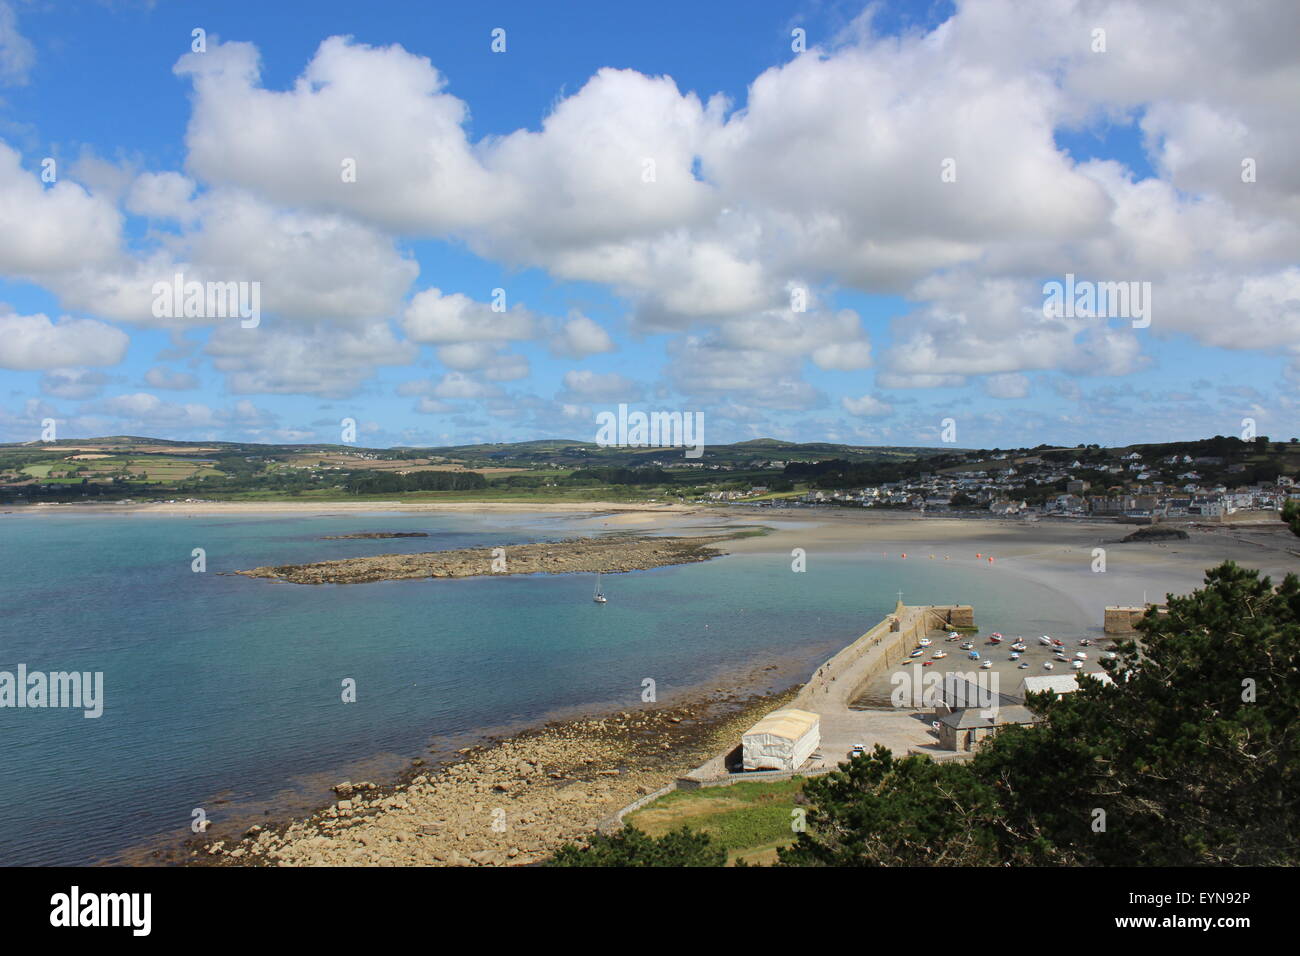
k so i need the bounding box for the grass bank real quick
[625,777,806,866]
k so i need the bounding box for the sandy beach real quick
[11,499,701,516]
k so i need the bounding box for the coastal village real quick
[701,448,1298,521]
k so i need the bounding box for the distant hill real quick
[4,433,1291,469]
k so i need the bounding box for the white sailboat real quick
[593,572,608,604]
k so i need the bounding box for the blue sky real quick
[0,0,1297,448]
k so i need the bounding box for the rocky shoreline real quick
[321,531,430,540]
[235,533,734,585]
[183,683,795,866]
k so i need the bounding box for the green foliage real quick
[344,470,487,494]
[546,826,726,867]
[778,746,1007,865]
[778,562,1299,866]
[1282,499,1300,537]
[785,458,921,488]
[567,466,672,486]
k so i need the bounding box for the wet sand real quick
[724,509,1300,633]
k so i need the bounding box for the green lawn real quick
[626,778,806,866]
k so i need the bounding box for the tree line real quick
[344,470,488,494]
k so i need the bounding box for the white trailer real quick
[741,708,821,771]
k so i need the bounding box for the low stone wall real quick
[1104,604,1167,634]
[1104,606,1144,634]
[932,605,975,629]
[597,781,680,833]
[598,766,840,833]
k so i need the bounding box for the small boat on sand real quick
[968,651,980,660]
[989,633,1003,643]
[1009,652,1021,660]
[1038,635,1053,646]
[909,649,924,658]
[1075,651,1087,660]
[960,641,974,650]
[918,637,932,647]
[931,650,947,659]
[1010,642,1027,652]
[1018,662,1029,669]
[1070,660,1084,670]
[1043,662,1054,670]
[980,660,993,669]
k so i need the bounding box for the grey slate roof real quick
[939,704,1039,730]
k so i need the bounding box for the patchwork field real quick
[18,456,224,482]
[284,452,528,474]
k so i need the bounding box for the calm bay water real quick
[0,511,1088,865]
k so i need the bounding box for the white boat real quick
[1038,635,1053,646]
[1104,651,1118,660]
[1070,660,1084,670]
[1055,653,1069,662]
[1043,662,1054,670]
[909,649,924,658]
[1010,642,1027,652]
[960,641,974,650]
[931,650,947,659]
[593,573,608,604]
[1009,652,1021,660]
[948,631,960,639]
[980,660,993,669]
[1075,651,1087,660]
[918,637,932,647]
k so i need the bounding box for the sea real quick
[0,510,1093,865]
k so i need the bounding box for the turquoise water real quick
[0,512,1092,865]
